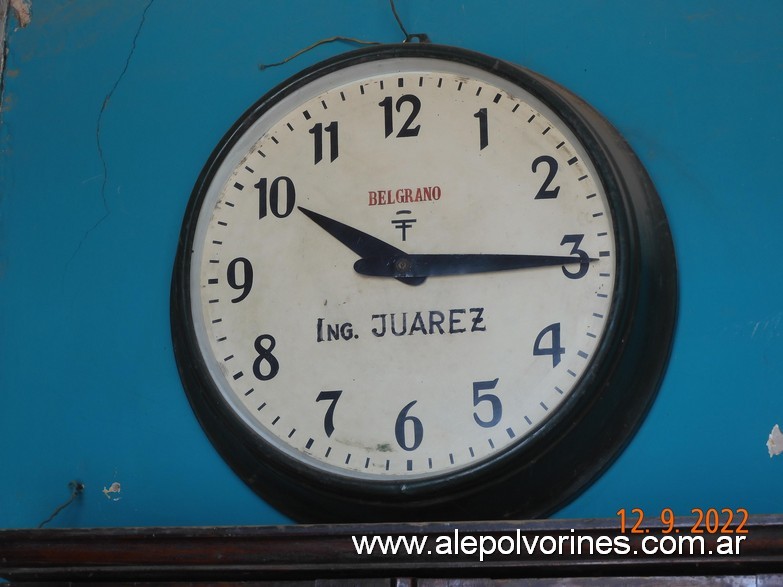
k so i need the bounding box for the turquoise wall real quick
[1,0,781,528]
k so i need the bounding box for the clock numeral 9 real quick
[533,323,565,367]
[227,257,253,303]
[379,94,421,138]
[256,176,296,220]
[532,155,560,199]
[252,334,280,381]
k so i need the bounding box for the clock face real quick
[172,44,676,521]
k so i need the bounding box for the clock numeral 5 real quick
[379,94,421,138]
[256,176,296,220]
[533,323,565,367]
[309,121,339,164]
[473,378,501,428]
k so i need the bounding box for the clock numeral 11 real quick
[309,121,339,164]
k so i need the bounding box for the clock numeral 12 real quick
[379,94,421,138]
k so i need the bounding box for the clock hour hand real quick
[354,253,593,279]
[298,206,425,285]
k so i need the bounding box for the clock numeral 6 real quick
[252,334,280,381]
[379,94,421,138]
[395,400,423,451]
[533,323,565,367]
[255,176,296,220]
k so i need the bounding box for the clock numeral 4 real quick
[533,323,565,367]
[256,176,296,220]
[379,94,421,138]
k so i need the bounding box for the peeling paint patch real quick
[102,481,122,501]
[767,425,783,458]
[10,0,31,28]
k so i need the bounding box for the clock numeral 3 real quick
[533,323,565,367]
[252,334,280,381]
[395,400,423,451]
[227,257,253,302]
[560,234,590,279]
[379,95,421,138]
[316,390,342,437]
[256,176,296,220]
[532,155,560,200]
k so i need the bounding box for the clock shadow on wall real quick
[170,42,677,523]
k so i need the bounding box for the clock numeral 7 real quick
[379,94,421,138]
[316,390,342,437]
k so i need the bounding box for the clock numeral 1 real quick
[533,323,565,367]
[395,400,423,451]
[474,107,488,150]
[252,334,280,380]
[316,389,342,437]
[379,94,421,138]
[532,155,560,199]
[256,176,296,220]
[309,121,339,164]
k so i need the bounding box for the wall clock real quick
[171,43,677,522]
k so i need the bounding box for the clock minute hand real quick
[297,206,425,286]
[354,253,594,279]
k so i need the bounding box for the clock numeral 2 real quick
[309,121,338,164]
[256,176,296,220]
[253,334,280,380]
[379,94,421,138]
[532,155,560,199]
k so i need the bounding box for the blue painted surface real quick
[0,0,781,528]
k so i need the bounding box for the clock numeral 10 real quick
[255,176,296,220]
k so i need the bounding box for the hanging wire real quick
[259,0,430,70]
[38,481,85,528]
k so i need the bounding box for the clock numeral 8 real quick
[252,334,280,381]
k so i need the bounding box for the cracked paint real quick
[767,425,783,458]
[9,0,31,28]
[102,481,122,501]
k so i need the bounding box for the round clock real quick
[171,43,677,522]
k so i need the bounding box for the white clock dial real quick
[172,44,676,522]
[190,62,614,479]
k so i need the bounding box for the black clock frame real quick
[171,43,678,522]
